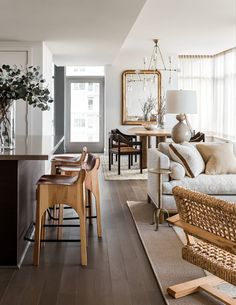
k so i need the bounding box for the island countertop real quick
[0,135,64,160]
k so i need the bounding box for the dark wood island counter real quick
[0,135,64,267]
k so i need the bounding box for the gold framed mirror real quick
[122,70,161,125]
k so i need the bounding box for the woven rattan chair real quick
[167,186,236,305]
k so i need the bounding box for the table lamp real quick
[166,90,197,143]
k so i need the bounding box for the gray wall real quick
[54,66,65,153]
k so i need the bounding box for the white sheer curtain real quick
[178,49,236,137]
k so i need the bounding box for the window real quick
[73,83,79,90]
[74,118,85,128]
[88,98,93,110]
[79,83,85,90]
[88,83,93,91]
[88,119,93,128]
[178,48,236,137]
[66,66,104,76]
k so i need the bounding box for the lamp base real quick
[171,117,191,143]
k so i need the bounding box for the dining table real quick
[128,127,171,169]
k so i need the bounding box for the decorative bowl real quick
[142,123,157,130]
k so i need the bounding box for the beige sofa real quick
[147,142,236,218]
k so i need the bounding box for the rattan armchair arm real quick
[167,215,236,255]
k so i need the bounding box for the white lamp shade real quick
[166,90,197,114]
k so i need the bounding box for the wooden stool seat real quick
[59,165,81,172]
[38,174,79,185]
[51,154,81,162]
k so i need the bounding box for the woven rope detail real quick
[173,187,236,242]
[183,241,236,285]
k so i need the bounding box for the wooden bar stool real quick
[34,170,87,266]
[49,147,88,222]
[58,154,102,238]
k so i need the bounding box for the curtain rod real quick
[179,47,236,58]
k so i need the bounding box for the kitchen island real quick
[0,135,64,267]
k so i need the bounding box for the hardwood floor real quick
[0,174,166,305]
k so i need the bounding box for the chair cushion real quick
[163,174,236,195]
[197,143,236,175]
[169,143,205,178]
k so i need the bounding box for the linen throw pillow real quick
[196,143,236,175]
[169,143,205,178]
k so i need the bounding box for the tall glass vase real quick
[0,102,15,150]
[156,113,165,129]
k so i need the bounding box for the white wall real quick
[0,41,55,136]
[0,41,43,136]
[104,49,178,152]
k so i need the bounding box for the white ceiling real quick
[0,0,146,65]
[0,0,235,65]
[121,0,236,55]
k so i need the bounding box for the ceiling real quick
[121,0,236,55]
[0,0,146,65]
[0,0,235,65]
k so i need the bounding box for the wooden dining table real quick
[128,127,171,169]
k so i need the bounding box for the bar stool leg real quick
[34,188,44,266]
[76,207,87,266]
[87,190,93,225]
[57,204,64,240]
[41,212,46,248]
[94,192,102,238]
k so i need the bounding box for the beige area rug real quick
[101,155,147,180]
[127,200,236,305]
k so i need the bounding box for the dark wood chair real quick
[109,129,137,166]
[190,132,205,142]
[109,133,142,175]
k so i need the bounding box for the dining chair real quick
[109,133,142,175]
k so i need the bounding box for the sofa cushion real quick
[169,161,185,180]
[163,174,236,195]
[196,143,236,175]
[158,142,171,158]
[169,143,205,178]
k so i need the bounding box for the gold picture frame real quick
[122,70,161,125]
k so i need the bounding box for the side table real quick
[148,168,171,230]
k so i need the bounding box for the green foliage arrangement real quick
[0,65,53,148]
[0,64,53,115]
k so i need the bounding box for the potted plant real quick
[0,65,53,149]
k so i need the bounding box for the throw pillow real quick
[169,161,185,180]
[196,143,236,175]
[169,143,205,178]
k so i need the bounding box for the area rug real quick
[127,200,235,305]
[101,155,147,180]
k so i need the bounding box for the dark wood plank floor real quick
[0,173,166,305]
